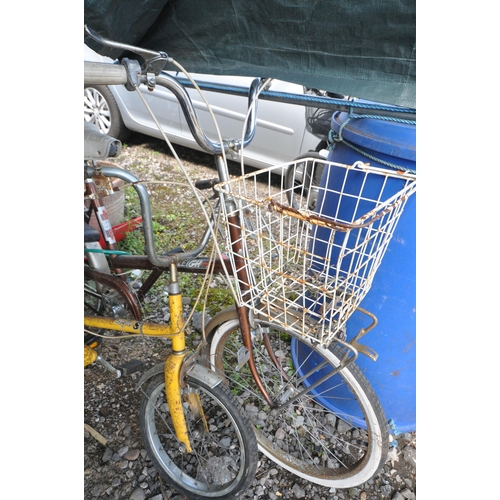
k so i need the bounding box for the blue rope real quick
[258,92,416,116]
[177,78,417,117]
[346,113,416,126]
[328,113,416,175]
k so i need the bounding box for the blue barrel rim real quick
[331,108,416,162]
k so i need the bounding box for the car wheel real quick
[84,85,130,142]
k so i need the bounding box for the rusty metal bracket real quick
[348,307,379,361]
[88,171,116,199]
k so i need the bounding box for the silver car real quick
[84,45,323,170]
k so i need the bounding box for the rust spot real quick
[391,370,400,376]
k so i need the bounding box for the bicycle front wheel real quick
[209,319,389,489]
[140,372,258,499]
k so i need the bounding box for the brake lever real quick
[84,25,172,85]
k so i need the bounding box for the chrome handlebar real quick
[84,60,261,157]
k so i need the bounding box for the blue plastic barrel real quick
[293,108,416,433]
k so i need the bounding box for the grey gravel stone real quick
[404,478,413,489]
[337,419,352,434]
[380,484,393,497]
[275,427,286,440]
[91,484,104,497]
[403,447,416,467]
[220,436,232,448]
[124,449,141,460]
[129,487,146,500]
[401,488,416,500]
[102,447,113,463]
[245,404,259,417]
[292,483,306,498]
[191,311,212,332]
[348,487,360,497]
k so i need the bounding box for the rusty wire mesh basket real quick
[215,158,416,346]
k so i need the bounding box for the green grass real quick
[123,186,141,220]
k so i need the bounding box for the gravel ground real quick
[84,134,416,500]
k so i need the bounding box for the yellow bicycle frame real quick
[84,285,194,452]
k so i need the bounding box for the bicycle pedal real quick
[117,359,144,376]
[95,355,122,378]
[84,333,102,349]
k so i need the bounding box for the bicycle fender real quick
[203,306,273,341]
[135,359,224,391]
[84,266,142,320]
[135,362,165,391]
[185,362,223,389]
[203,306,239,340]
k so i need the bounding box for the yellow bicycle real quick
[84,110,258,499]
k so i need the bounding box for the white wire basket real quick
[215,158,416,346]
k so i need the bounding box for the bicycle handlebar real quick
[84,61,128,85]
[85,54,414,271]
[84,61,260,156]
[154,71,260,155]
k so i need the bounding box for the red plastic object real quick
[99,216,143,248]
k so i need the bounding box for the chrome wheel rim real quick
[84,87,111,134]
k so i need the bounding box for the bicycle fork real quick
[84,263,198,453]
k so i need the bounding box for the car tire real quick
[84,85,130,142]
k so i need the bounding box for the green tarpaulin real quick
[84,0,415,108]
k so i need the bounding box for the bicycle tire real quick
[208,319,389,488]
[139,372,258,499]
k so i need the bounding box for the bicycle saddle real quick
[84,121,122,160]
